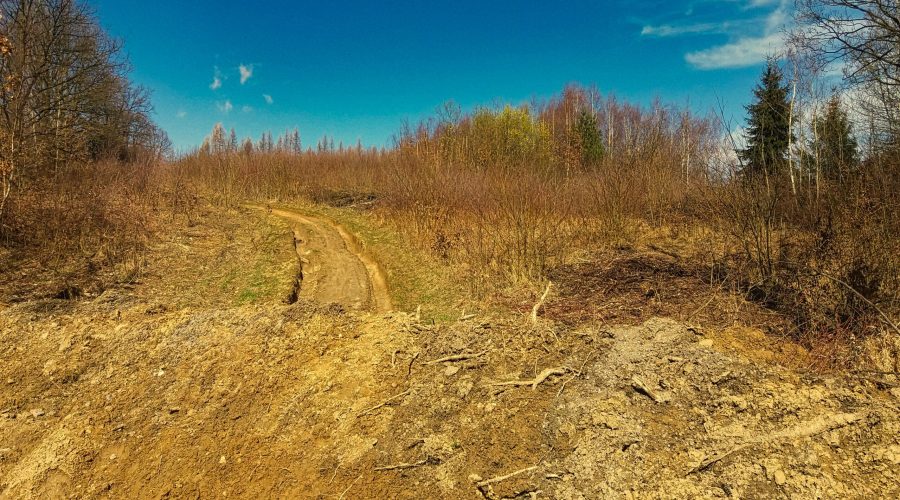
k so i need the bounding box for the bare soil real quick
[1,206,898,499]
[265,207,391,313]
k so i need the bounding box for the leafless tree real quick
[794,0,900,141]
[0,0,161,220]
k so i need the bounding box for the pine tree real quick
[291,129,302,154]
[740,60,793,179]
[575,110,604,167]
[812,95,858,181]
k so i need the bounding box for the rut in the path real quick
[266,207,392,312]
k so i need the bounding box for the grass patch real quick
[278,200,469,322]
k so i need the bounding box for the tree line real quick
[0,0,169,222]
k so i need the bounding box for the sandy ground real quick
[1,206,898,499]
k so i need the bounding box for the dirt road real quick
[264,207,391,313]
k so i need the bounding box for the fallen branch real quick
[356,389,411,418]
[688,412,865,475]
[473,465,538,493]
[631,376,669,403]
[425,351,486,365]
[490,367,568,390]
[556,351,596,398]
[338,474,362,500]
[531,282,552,324]
[407,352,420,379]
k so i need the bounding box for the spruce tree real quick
[575,110,604,167]
[740,60,792,179]
[813,95,858,181]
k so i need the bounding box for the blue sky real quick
[90,0,792,152]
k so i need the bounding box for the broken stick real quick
[474,465,539,489]
[530,282,552,324]
[356,389,411,418]
[489,367,568,390]
[425,351,486,365]
[688,412,866,475]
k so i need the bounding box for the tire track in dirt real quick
[257,206,392,312]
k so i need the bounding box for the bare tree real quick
[0,0,160,220]
[794,0,900,141]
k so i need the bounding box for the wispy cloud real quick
[641,22,731,37]
[177,110,187,118]
[242,105,253,113]
[686,32,784,69]
[209,66,222,90]
[747,0,781,7]
[681,0,791,70]
[217,100,233,113]
[263,94,274,105]
[239,64,253,85]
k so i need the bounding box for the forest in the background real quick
[1,0,898,367]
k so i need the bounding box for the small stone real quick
[456,379,474,398]
[30,409,45,418]
[444,365,460,377]
[698,339,714,348]
[219,455,227,465]
[109,453,117,460]
[773,469,786,485]
[468,474,483,483]
[5,378,12,385]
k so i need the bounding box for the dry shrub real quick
[704,155,900,365]
[0,161,182,297]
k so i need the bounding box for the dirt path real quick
[264,207,391,313]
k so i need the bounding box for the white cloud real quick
[684,0,790,70]
[177,110,187,119]
[239,64,253,85]
[242,105,253,113]
[641,22,730,37]
[218,100,233,113]
[209,66,223,90]
[747,0,780,7]
[686,32,784,69]
[263,94,274,105]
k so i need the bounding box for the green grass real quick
[229,219,296,306]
